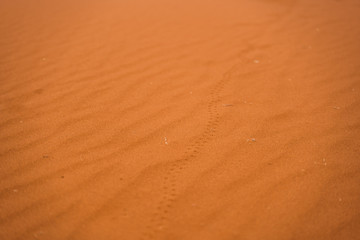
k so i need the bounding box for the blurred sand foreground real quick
[1,0,360,239]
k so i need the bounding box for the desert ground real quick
[1,0,360,239]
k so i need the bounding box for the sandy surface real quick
[1,0,360,239]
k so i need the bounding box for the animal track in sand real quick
[141,66,236,239]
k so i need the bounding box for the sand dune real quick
[1,0,360,239]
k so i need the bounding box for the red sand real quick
[1,0,360,239]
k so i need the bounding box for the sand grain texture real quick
[1,0,360,239]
